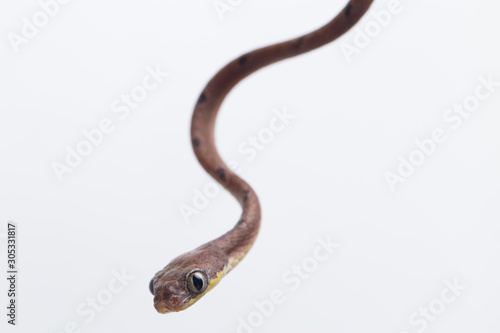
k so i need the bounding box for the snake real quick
[150,0,374,314]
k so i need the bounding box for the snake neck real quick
[189,126,262,270]
[190,0,374,272]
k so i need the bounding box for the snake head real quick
[150,244,228,314]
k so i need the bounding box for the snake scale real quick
[150,0,374,314]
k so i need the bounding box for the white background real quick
[1,0,500,332]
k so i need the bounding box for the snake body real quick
[151,0,374,314]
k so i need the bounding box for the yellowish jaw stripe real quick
[186,268,227,308]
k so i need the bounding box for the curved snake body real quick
[151,0,374,314]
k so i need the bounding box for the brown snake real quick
[150,0,374,314]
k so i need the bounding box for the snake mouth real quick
[155,303,174,314]
[154,299,178,314]
[154,293,187,314]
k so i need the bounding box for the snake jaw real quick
[154,301,174,314]
[153,290,180,314]
[152,278,190,314]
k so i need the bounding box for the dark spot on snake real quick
[237,218,245,226]
[193,138,200,147]
[243,190,250,203]
[345,4,352,16]
[239,55,248,65]
[198,93,207,103]
[294,36,305,49]
[216,168,226,180]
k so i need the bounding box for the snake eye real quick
[149,279,155,295]
[187,271,208,294]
